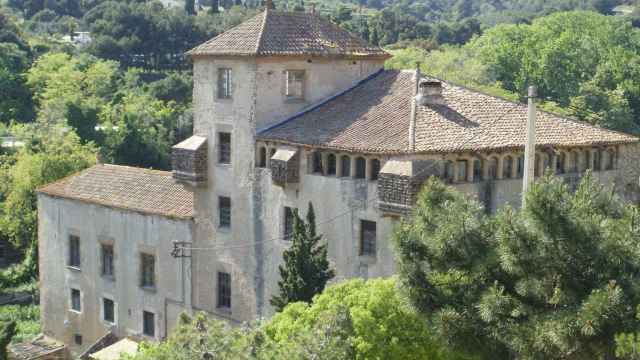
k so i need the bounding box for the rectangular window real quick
[101,244,114,278]
[140,254,155,289]
[219,196,231,228]
[360,220,377,257]
[68,235,80,268]
[143,311,155,337]
[217,68,232,99]
[218,132,231,164]
[285,70,305,100]
[74,334,82,345]
[217,272,231,309]
[284,207,296,240]
[457,160,468,182]
[71,288,81,312]
[103,298,115,324]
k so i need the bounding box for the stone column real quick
[336,153,343,177]
[350,156,357,179]
[467,159,474,183]
[496,156,504,180]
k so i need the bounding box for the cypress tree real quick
[270,202,335,312]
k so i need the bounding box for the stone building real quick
[37,8,640,357]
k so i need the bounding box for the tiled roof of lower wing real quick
[38,164,194,219]
[258,70,638,154]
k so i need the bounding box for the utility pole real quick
[522,85,537,207]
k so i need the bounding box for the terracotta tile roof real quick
[258,70,639,154]
[38,164,193,219]
[188,10,389,58]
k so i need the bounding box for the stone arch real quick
[555,152,566,174]
[488,156,499,180]
[370,158,381,180]
[473,158,483,182]
[444,160,455,183]
[503,155,514,179]
[355,157,366,179]
[340,155,351,177]
[327,154,337,175]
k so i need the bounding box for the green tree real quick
[394,175,640,359]
[270,202,335,312]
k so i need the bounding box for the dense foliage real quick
[393,174,640,359]
[128,278,474,360]
[0,305,39,344]
[0,320,15,360]
[270,203,335,312]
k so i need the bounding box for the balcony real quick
[172,135,208,186]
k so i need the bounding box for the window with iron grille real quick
[219,196,231,228]
[101,244,114,278]
[217,272,231,309]
[71,288,81,312]
[340,156,351,177]
[217,68,232,99]
[218,132,231,164]
[285,70,305,100]
[284,207,296,240]
[103,298,115,323]
[140,254,155,288]
[370,159,381,180]
[327,154,336,175]
[68,235,80,268]
[360,220,377,256]
[355,157,366,179]
[143,311,155,337]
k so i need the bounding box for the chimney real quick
[416,79,445,106]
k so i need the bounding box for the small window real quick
[355,157,366,179]
[556,153,566,174]
[284,207,296,240]
[340,155,351,177]
[68,235,80,268]
[219,196,231,228]
[140,254,155,289]
[217,68,232,99]
[473,159,483,181]
[312,152,323,174]
[457,160,468,182]
[360,220,376,257]
[103,298,115,324]
[218,132,231,164]
[74,334,82,345]
[370,159,381,180]
[503,156,513,179]
[516,156,524,178]
[488,157,498,180]
[327,154,336,175]
[143,311,155,337]
[258,147,267,168]
[101,244,114,278]
[71,288,81,312]
[217,272,231,309]
[444,160,454,183]
[285,70,305,100]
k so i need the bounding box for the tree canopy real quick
[393,174,640,359]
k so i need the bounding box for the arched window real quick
[516,155,524,178]
[593,150,601,171]
[556,152,565,174]
[457,160,468,182]
[371,159,381,181]
[534,154,541,177]
[473,159,483,182]
[503,156,513,179]
[258,147,267,168]
[583,149,592,171]
[570,151,579,173]
[605,149,616,170]
[312,152,323,174]
[340,155,351,177]
[444,160,454,183]
[327,154,336,175]
[355,157,366,179]
[488,157,499,180]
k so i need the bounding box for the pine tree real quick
[270,202,335,312]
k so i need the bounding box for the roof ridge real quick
[258,68,387,134]
[255,10,269,54]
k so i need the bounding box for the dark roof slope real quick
[188,10,389,58]
[38,164,193,219]
[258,70,638,154]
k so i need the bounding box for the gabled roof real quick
[188,10,389,58]
[258,70,638,154]
[38,164,194,219]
